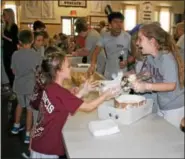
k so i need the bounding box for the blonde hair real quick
[176,22,184,33]
[3,8,15,31]
[140,24,184,88]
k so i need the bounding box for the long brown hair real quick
[140,24,184,88]
[3,8,15,31]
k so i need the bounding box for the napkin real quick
[88,119,120,137]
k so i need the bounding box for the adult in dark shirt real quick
[2,8,19,87]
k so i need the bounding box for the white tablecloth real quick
[63,111,184,158]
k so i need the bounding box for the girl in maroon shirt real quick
[30,52,119,158]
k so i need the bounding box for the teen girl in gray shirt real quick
[131,24,184,128]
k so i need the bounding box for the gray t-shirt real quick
[145,51,184,110]
[11,48,42,94]
[97,31,131,79]
[85,29,106,74]
[100,27,107,36]
[32,46,45,57]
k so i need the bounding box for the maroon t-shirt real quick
[31,82,83,155]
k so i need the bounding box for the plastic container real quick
[114,94,146,109]
[98,98,153,125]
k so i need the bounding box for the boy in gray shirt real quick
[11,30,42,144]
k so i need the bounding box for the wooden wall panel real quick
[20,23,61,37]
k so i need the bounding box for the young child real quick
[11,30,42,144]
[32,31,44,57]
[30,52,119,158]
[31,46,62,124]
[131,23,184,128]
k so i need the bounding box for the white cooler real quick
[98,98,153,125]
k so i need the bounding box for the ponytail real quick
[164,32,184,88]
[41,60,53,85]
[35,65,46,86]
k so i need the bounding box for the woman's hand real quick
[2,34,12,42]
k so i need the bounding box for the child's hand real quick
[70,87,80,95]
[76,80,99,98]
[131,80,152,93]
[82,80,99,94]
[103,87,122,100]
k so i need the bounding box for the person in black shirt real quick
[33,20,46,32]
[2,8,19,87]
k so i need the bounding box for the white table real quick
[63,111,184,158]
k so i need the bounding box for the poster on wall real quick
[23,1,54,19]
[140,1,154,23]
[41,1,55,19]
[90,1,102,13]
[90,1,111,13]
[23,1,42,18]
[58,0,87,8]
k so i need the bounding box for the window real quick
[4,4,17,24]
[154,11,159,21]
[123,5,137,31]
[62,18,72,35]
[73,18,78,36]
[159,7,170,32]
[61,17,86,36]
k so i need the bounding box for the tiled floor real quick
[1,95,29,159]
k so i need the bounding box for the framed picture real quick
[58,0,87,8]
